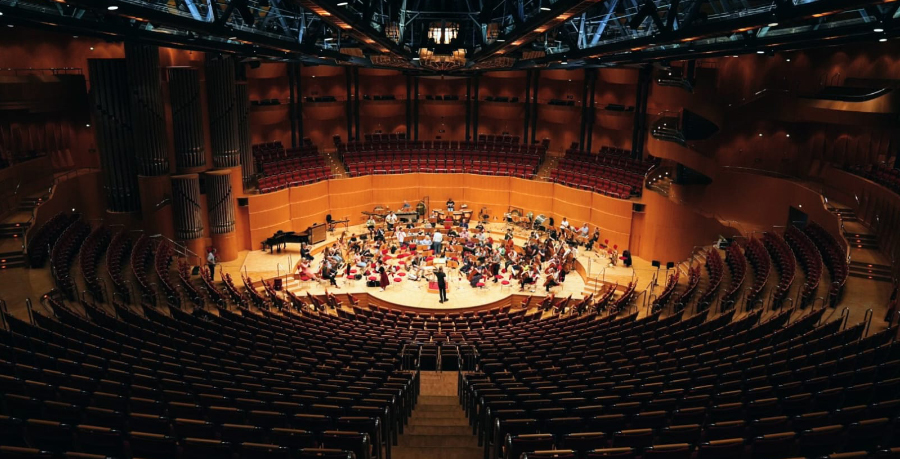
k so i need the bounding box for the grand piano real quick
[262,223,327,253]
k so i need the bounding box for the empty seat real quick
[127,431,179,459]
[181,438,233,459]
[239,442,293,459]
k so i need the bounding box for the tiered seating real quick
[243,275,270,310]
[340,137,544,179]
[723,243,746,305]
[130,235,156,303]
[26,213,78,268]
[744,238,771,306]
[154,240,179,308]
[652,270,680,311]
[223,272,248,307]
[550,149,658,199]
[79,225,111,303]
[254,141,332,193]
[199,266,226,307]
[49,219,90,300]
[0,297,416,459]
[106,230,133,303]
[851,163,900,194]
[461,306,899,459]
[805,222,850,305]
[674,265,701,308]
[177,259,203,307]
[610,281,637,315]
[762,232,797,307]
[698,248,724,307]
[785,225,823,306]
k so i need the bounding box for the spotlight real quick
[732,55,738,58]
[786,58,791,62]
[90,46,94,50]
[786,134,790,138]
[86,124,91,127]
[756,50,765,54]
[412,57,420,61]
[560,59,568,65]
[874,28,884,33]
[879,38,887,42]
[758,133,763,137]
[107,5,118,10]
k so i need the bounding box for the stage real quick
[234,223,658,311]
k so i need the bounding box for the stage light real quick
[85,124,91,127]
[786,58,791,62]
[108,5,118,10]
[879,38,887,42]
[756,50,765,54]
[337,1,348,5]
[90,46,94,50]
[874,28,884,32]
[768,22,778,27]
[412,57,420,60]
[786,134,790,138]
[540,7,550,11]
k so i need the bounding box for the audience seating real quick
[340,136,544,179]
[79,226,111,304]
[804,222,849,306]
[50,219,90,300]
[698,249,723,308]
[105,230,132,304]
[744,238,771,307]
[761,232,796,308]
[722,243,746,306]
[130,235,156,304]
[674,265,701,309]
[850,163,900,195]
[550,148,658,199]
[177,260,204,307]
[254,141,332,193]
[27,213,79,269]
[652,271,680,311]
[784,225,823,307]
[153,240,179,308]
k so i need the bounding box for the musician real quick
[366,216,376,235]
[300,243,314,262]
[396,228,407,246]
[432,230,443,253]
[385,211,398,230]
[402,200,411,211]
[505,228,514,241]
[469,266,484,288]
[560,217,570,230]
[579,223,590,240]
[322,259,339,287]
[520,264,540,291]
[374,227,386,243]
[586,228,600,251]
[435,267,448,303]
[446,198,455,212]
[544,267,560,292]
[547,225,558,241]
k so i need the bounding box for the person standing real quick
[206,249,218,279]
[435,266,448,303]
[432,229,443,254]
[378,266,390,291]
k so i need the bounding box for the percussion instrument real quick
[533,214,547,231]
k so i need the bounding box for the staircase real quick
[321,148,348,179]
[848,260,893,283]
[827,204,894,283]
[394,372,480,459]
[844,231,879,250]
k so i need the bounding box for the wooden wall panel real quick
[591,193,634,248]
[462,174,510,219]
[247,188,291,245]
[551,184,593,226]
[509,178,555,217]
[289,181,330,231]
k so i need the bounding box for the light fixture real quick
[540,7,550,11]
[756,50,765,54]
[786,134,790,138]
[879,38,887,42]
[412,57,420,61]
[874,27,884,32]
[427,21,459,45]
[107,5,118,10]
[85,124,91,127]
[90,46,94,50]
[228,36,237,40]
[732,55,738,58]
[758,133,763,137]
[798,204,802,208]
[786,58,791,62]
[768,22,778,27]
[337,1,348,5]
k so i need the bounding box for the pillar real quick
[168,68,207,171]
[88,59,141,213]
[206,55,241,168]
[171,174,204,240]
[125,43,169,176]
[236,83,253,187]
[205,169,238,261]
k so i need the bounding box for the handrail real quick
[148,234,201,264]
[0,299,7,330]
[863,308,874,338]
[840,307,850,330]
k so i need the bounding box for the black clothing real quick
[435,271,448,302]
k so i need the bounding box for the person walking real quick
[432,229,443,254]
[435,266,448,303]
[207,249,218,279]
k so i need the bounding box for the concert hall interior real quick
[1,0,900,458]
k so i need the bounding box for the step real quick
[849,265,892,276]
[418,396,458,406]
[398,434,478,448]
[848,271,893,283]
[408,417,470,427]
[411,410,467,419]
[391,446,482,459]
[416,404,462,413]
[403,425,473,436]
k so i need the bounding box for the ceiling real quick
[0,0,897,72]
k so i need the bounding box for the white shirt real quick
[397,230,406,243]
[432,232,443,243]
[560,220,570,229]
[207,252,216,265]
[386,213,398,224]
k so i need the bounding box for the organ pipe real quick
[205,55,241,168]
[168,68,206,170]
[88,59,141,213]
[235,83,254,186]
[125,43,169,176]
[171,174,204,240]
[205,170,235,235]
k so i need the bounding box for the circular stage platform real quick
[236,223,644,311]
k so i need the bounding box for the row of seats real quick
[106,231,132,304]
[762,232,797,307]
[785,225,824,306]
[549,169,636,200]
[337,138,548,158]
[258,168,333,193]
[50,219,89,301]
[699,249,724,307]
[805,222,849,304]
[675,265,701,307]
[154,240,178,308]
[130,235,156,303]
[723,244,747,304]
[178,260,203,308]
[744,238,771,306]
[79,226,111,304]
[851,163,900,195]
[199,266,226,307]
[563,148,654,174]
[27,213,78,269]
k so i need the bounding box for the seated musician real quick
[300,243,314,261]
[402,200,411,211]
[348,233,361,252]
[579,223,590,240]
[296,259,320,281]
[547,225,558,241]
[459,257,473,274]
[544,267,560,292]
[447,227,459,238]
[385,211,398,230]
[424,220,433,229]
[475,221,485,231]
[469,266,484,287]
[505,228,514,241]
[396,228,407,246]
[321,259,339,287]
[519,264,540,291]
[374,227,386,242]
[559,217,570,231]
[505,249,519,270]
[586,228,600,251]
[446,197,455,212]
[366,216,376,235]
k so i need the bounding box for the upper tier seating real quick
[1,298,417,459]
[744,238,771,307]
[130,235,156,303]
[804,222,849,306]
[339,135,545,179]
[550,148,658,199]
[254,141,332,193]
[698,248,724,307]
[849,163,900,195]
[723,243,746,305]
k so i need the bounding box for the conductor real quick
[435,266,448,303]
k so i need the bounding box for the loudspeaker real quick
[326,214,333,223]
[237,197,249,207]
[666,262,675,269]
[632,203,646,212]
[651,260,661,268]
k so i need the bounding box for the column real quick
[205,169,238,261]
[523,70,532,142]
[206,55,241,168]
[168,68,206,171]
[236,83,254,187]
[171,174,204,240]
[125,43,169,176]
[88,59,140,213]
